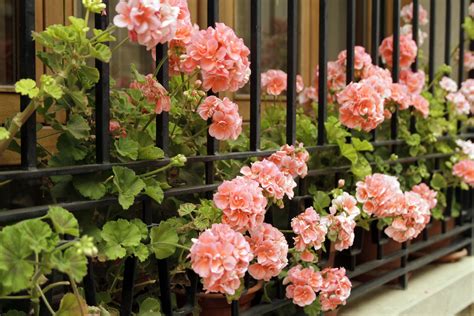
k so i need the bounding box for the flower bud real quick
[338,179,345,188]
[83,0,106,13]
[171,154,187,167]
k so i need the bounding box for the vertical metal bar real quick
[83,260,97,306]
[445,0,452,66]
[206,0,219,186]
[459,0,466,85]
[346,0,355,84]
[391,0,400,147]
[120,256,137,316]
[231,300,240,316]
[318,0,328,146]
[286,0,298,145]
[158,259,173,315]
[95,1,110,163]
[429,0,436,93]
[155,44,169,153]
[371,0,380,141]
[399,242,408,289]
[250,0,261,151]
[19,0,36,169]
[410,0,419,133]
[379,0,386,66]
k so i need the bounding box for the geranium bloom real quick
[470,3,474,17]
[411,183,438,210]
[129,74,171,114]
[298,86,318,104]
[261,69,287,96]
[246,223,288,281]
[336,79,385,132]
[327,61,347,93]
[439,77,458,92]
[329,192,360,218]
[356,173,405,218]
[283,265,323,307]
[327,214,356,251]
[296,74,304,93]
[184,22,250,92]
[401,24,428,46]
[453,160,474,187]
[388,83,411,110]
[447,92,470,115]
[379,35,417,69]
[464,51,474,71]
[291,207,329,251]
[267,143,309,178]
[337,46,372,74]
[456,139,474,160]
[411,94,430,118]
[399,69,425,95]
[190,223,253,295]
[213,176,267,232]
[241,159,297,204]
[385,192,431,243]
[109,120,121,133]
[461,79,474,108]
[198,96,242,140]
[319,268,352,311]
[400,3,429,25]
[114,0,180,50]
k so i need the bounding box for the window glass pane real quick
[0,0,17,85]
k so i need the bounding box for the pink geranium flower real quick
[400,3,429,25]
[246,223,288,281]
[327,214,356,251]
[456,139,474,160]
[283,265,323,307]
[356,173,406,218]
[214,176,267,232]
[190,223,253,295]
[198,96,242,140]
[464,51,474,71]
[267,143,309,178]
[411,183,438,210]
[388,83,411,110]
[385,192,431,243]
[337,46,372,74]
[291,207,329,251]
[327,61,347,93]
[399,69,425,95]
[329,192,360,218]
[453,160,474,187]
[336,79,385,132]
[241,159,297,204]
[411,94,430,118]
[298,86,318,104]
[461,79,474,110]
[114,0,180,50]
[129,74,171,114]
[447,92,470,115]
[261,69,287,96]
[319,268,352,311]
[184,22,250,92]
[296,74,305,93]
[379,35,417,69]
[439,77,458,92]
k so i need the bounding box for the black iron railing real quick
[1,0,473,315]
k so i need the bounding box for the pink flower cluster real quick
[213,176,267,233]
[319,268,352,311]
[184,23,250,92]
[327,214,356,251]
[241,160,297,204]
[461,79,474,112]
[129,74,171,114]
[453,160,474,187]
[267,143,310,178]
[114,0,180,50]
[356,173,405,218]
[411,183,438,210]
[189,223,253,295]
[400,3,429,25]
[379,35,417,69]
[283,265,323,307]
[198,96,242,140]
[337,46,372,75]
[440,77,458,92]
[246,223,288,281]
[329,192,360,218]
[261,69,287,96]
[384,191,431,242]
[464,51,474,71]
[291,207,328,251]
[447,92,470,115]
[456,139,474,160]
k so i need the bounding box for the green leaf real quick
[73,174,106,200]
[339,142,358,163]
[130,218,148,240]
[91,43,112,62]
[144,178,164,204]
[312,190,331,212]
[56,293,87,316]
[352,138,374,151]
[133,244,150,262]
[325,116,350,144]
[16,219,53,253]
[101,219,143,260]
[0,127,10,140]
[92,29,117,42]
[66,114,90,139]
[138,145,165,160]
[77,65,100,89]
[40,75,63,99]
[102,244,126,260]
[138,297,162,316]
[47,206,80,236]
[57,133,88,161]
[430,173,447,190]
[112,167,146,209]
[68,16,88,32]
[178,203,196,217]
[115,137,140,160]
[149,221,179,259]
[15,79,39,98]
[50,247,88,282]
[351,155,372,180]
[0,226,34,295]
[405,133,421,147]
[303,298,321,316]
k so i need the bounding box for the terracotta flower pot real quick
[177,281,263,316]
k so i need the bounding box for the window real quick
[0,0,18,86]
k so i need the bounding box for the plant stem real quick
[140,163,173,178]
[111,36,129,53]
[84,10,90,26]
[153,55,169,77]
[0,295,31,300]
[104,175,114,184]
[279,229,293,233]
[68,274,86,316]
[36,284,55,315]
[141,114,157,131]
[42,281,70,294]
[0,179,12,187]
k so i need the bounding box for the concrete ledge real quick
[339,257,474,316]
